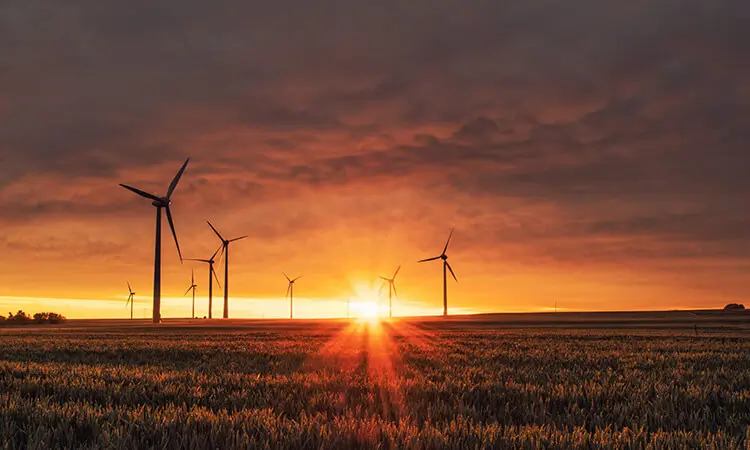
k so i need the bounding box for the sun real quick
[356,301,380,318]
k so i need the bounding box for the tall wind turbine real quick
[184,269,198,319]
[120,158,189,323]
[379,265,401,319]
[184,245,222,319]
[207,221,247,319]
[284,273,302,320]
[125,282,135,320]
[418,228,457,317]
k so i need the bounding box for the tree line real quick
[0,311,67,325]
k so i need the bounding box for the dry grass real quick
[1,315,749,449]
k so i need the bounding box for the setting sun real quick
[352,301,381,318]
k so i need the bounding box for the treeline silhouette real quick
[0,310,66,325]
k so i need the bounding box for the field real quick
[1,311,749,449]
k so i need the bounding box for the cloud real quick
[0,0,749,308]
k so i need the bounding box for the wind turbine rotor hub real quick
[151,197,170,207]
[441,254,448,260]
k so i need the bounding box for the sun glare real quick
[354,301,381,318]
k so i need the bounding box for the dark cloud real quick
[1,0,749,302]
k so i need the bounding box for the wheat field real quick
[1,314,749,449]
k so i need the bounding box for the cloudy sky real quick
[1,0,749,318]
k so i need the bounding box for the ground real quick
[1,311,749,449]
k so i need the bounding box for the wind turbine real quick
[120,158,189,323]
[184,245,222,319]
[125,281,135,320]
[207,221,248,319]
[418,228,457,317]
[283,273,302,320]
[184,269,198,319]
[379,265,401,319]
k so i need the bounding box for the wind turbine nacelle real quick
[151,197,170,207]
[441,254,448,260]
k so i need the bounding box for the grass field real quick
[1,311,749,449]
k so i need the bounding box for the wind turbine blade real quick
[184,286,192,296]
[120,184,161,202]
[285,283,291,299]
[127,281,132,293]
[165,206,182,262]
[292,276,303,282]
[442,228,454,255]
[393,265,401,279]
[392,282,398,298]
[417,256,441,263]
[191,269,194,284]
[211,267,222,288]
[379,276,389,281]
[210,244,222,261]
[283,272,291,282]
[206,221,225,242]
[166,158,190,199]
[184,258,211,263]
[215,245,225,268]
[229,235,248,242]
[379,283,385,294]
[446,261,458,282]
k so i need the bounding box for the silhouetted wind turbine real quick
[184,245,222,319]
[184,269,198,319]
[284,273,302,320]
[120,158,189,323]
[379,265,401,319]
[207,221,248,319]
[125,281,135,320]
[418,228,457,317]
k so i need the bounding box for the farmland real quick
[1,312,749,449]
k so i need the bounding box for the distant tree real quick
[47,312,66,324]
[9,310,31,324]
[0,311,65,326]
[723,303,746,311]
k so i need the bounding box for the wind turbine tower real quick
[207,221,247,319]
[119,158,189,323]
[125,281,135,320]
[418,228,458,317]
[184,269,198,318]
[379,265,401,319]
[284,273,302,319]
[185,246,222,319]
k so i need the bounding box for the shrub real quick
[1,311,66,326]
[33,312,50,324]
[723,303,745,311]
[9,310,31,324]
[47,312,66,324]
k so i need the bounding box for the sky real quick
[1,1,749,318]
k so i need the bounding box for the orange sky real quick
[1,1,749,318]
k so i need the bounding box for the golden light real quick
[347,280,385,319]
[353,301,381,318]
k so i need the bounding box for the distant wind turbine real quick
[120,158,188,323]
[283,273,302,320]
[184,269,198,319]
[418,228,457,317]
[379,265,401,319]
[125,281,135,320]
[207,221,248,319]
[184,245,222,319]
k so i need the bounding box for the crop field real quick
[1,312,749,449]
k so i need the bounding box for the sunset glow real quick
[1,1,748,319]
